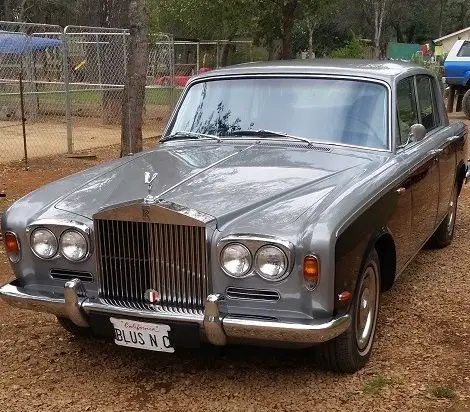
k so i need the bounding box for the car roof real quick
[196,59,429,83]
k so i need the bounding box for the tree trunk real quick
[121,0,148,155]
[281,0,299,60]
[308,24,314,59]
[438,0,446,37]
[373,0,387,59]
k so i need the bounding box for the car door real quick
[415,75,459,224]
[394,75,439,256]
[390,77,416,269]
[409,75,441,250]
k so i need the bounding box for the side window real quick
[415,75,437,131]
[457,41,470,57]
[396,77,418,146]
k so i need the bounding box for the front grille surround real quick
[93,202,213,314]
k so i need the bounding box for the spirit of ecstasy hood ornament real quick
[144,172,158,203]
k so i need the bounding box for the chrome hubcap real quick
[355,265,378,353]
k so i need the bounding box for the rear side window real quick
[415,75,437,131]
[396,77,418,146]
[457,41,470,57]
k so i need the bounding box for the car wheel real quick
[317,248,381,373]
[56,316,93,338]
[463,89,470,120]
[428,184,458,248]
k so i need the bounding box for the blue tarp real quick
[0,32,61,54]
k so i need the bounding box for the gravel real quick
[0,140,469,411]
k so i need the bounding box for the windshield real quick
[167,77,389,150]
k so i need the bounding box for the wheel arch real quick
[373,232,397,292]
[456,160,466,195]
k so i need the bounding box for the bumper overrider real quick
[0,278,351,346]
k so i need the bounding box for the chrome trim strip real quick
[164,74,393,153]
[226,287,280,302]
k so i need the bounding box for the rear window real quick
[457,41,470,57]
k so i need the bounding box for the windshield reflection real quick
[167,77,389,150]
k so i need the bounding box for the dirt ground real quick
[0,110,167,163]
[0,121,470,411]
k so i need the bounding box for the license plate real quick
[110,318,175,353]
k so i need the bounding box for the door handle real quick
[396,187,407,195]
[446,135,461,143]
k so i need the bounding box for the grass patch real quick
[363,375,391,395]
[431,386,456,399]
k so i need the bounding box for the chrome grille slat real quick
[95,218,208,314]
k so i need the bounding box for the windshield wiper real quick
[162,131,221,143]
[225,129,313,145]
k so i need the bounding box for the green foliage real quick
[410,53,444,81]
[363,376,392,395]
[431,386,457,399]
[330,36,369,59]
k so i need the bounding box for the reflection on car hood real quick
[54,142,383,227]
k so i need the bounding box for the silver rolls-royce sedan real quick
[1,60,467,372]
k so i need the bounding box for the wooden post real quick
[19,73,28,170]
[447,85,456,113]
[456,92,463,113]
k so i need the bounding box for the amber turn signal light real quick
[304,255,319,290]
[4,232,20,263]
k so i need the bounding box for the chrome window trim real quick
[4,231,21,263]
[26,219,92,262]
[217,234,295,281]
[164,74,393,153]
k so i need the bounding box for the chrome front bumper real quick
[0,279,351,346]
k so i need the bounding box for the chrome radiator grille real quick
[95,219,209,313]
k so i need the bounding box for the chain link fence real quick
[0,21,175,165]
[0,21,253,165]
[0,21,66,163]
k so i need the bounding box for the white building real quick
[434,26,470,55]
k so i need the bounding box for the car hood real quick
[54,142,383,228]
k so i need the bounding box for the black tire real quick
[463,89,470,120]
[317,248,381,373]
[56,316,93,338]
[428,184,458,249]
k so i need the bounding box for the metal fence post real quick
[62,28,73,153]
[196,42,200,74]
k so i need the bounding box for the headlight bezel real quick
[219,242,253,278]
[254,244,289,282]
[59,229,89,262]
[30,228,59,260]
[27,220,91,262]
[217,235,294,282]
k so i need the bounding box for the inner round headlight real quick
[31,228,58,259]
[220,243,252,277]
[255,245,288,281]
[60,230,88,262]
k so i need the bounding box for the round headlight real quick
[220,243,252,277]
[255,245,288,281]
[60,230,88,262]
[31,228,58,259]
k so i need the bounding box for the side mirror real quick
[409,124,426,143]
